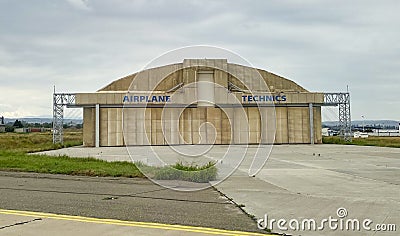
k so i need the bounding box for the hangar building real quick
[74,59,323,147]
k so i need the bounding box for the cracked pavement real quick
[0,171,266,235]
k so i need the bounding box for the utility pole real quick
[361,115,365,132]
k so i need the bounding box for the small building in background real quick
[369,129,400,137]
[30,127,46,132]
[14,128,30,133]
[322,128,334,136]
[353,131,369,138]
[0,116,5,133]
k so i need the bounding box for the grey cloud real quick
[0,0,399,119]
[65,0,91,11]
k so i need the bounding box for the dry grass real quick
[0,130,82,152]
[323,136,400,148]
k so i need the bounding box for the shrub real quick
[152,162,218,183]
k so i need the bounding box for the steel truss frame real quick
[324,93,352,141]
[52,92,352,143]
[52,93,76,144]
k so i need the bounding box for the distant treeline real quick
[3,120,82,132]
[323,124,398,132]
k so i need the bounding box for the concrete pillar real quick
[95,104,100,147]
[309,103,314,144]
[82,107,95,147]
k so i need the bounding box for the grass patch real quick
[0,131,143,178]
[0,131,218,182]
[136,161,218,183]
[323,136,400,148]
[0,150,144,177]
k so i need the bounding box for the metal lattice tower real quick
[52,93,76,144]
[324,93,352,141]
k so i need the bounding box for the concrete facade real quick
[76,59,323,147]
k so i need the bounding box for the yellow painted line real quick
[0,209,270,236]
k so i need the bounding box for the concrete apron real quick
[216,144,400,236]
[36,144,400,235]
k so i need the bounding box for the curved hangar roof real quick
[98,59,308,93]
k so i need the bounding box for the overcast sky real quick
[0,0,399,121]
